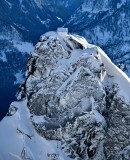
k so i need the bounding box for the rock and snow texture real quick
[0,100,70,160]
[0,32,130,160]
[1,0,130,120]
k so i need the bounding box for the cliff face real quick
[0,32,130,160]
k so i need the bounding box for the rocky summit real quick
[0,31,130,160]
[1,0,130,120]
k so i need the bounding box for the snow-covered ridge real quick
[0,31,130,160]
[98,47,130,103]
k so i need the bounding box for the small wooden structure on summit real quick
[57,28,68,36]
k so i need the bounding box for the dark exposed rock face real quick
[104,84,130,160]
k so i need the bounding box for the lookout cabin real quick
[57,28,68,36]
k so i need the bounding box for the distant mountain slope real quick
[0,0,82,42]
[65,0,130,76]
[0,21,34,119]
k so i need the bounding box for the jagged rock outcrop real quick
[0,31,130,160]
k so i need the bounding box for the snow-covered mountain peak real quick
[0,31,130,160]
[36,30,130,103]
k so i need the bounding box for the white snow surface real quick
[0,100,71,160]
[98,46,130,102]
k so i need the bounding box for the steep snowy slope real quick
[65,0,130,76]
[0,100,70,160]
[0,32,130,160]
